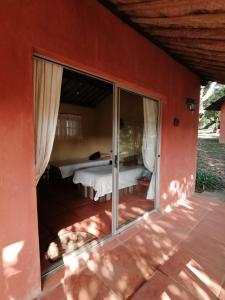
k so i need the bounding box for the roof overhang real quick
[99,0,225,84]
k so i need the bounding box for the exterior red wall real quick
[0,1,200,299]
[220,103,225,143]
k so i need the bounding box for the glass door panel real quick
[117,88,158,229]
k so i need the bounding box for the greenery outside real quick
[197,138,225,192]
[196,82,225,192]
[199,82,225,131]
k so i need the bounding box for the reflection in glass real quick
[118,89,158,228]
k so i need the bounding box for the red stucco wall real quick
[0,1,200,299]
[220,103,225,143]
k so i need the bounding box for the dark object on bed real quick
[123,155,138,166]
[89,151,101,160]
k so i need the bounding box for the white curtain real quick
[33,59,63,184]
[142,97,158,199]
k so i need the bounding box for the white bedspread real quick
[51,159,110,179]
[73,164,144,201]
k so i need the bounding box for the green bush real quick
[195,169,224,192]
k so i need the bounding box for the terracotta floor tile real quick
[181,234,225,271]
[137,217,189,261]
[123,229,172,270]
[116,223,141,243]
[193,219,225,244]
[157,208,200,232]
[187,194,223,212]
[159,248,224,299]
[137,211,163,230]
[67,213,111,238]
[196,191,225,203]
[218,280,225,300]
[86,212,112,235]
[130,271,198,300]
[62,268,121,300]
[42,267,67,293]
[38,188,225,299]
[88,237,122,258]
[172,202,209,223]
[146,216,191,249]
[38,181,154,273]
[118,198,154,227]
[87,244,147,299]
[205,208,225,226]
[38,284,66,300]
[123,236,156,279]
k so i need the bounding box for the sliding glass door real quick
[34,57,160,275]
[113,88,159,230]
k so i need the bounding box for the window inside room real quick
[56,114,83,140]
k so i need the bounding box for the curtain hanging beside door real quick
[142,97,158,199]
[33,58,63,184]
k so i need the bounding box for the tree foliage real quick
[199,82,225,130]
[203,84,225,108]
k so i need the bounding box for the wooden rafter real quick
[163,41,225,54]
[145,28,225,41]
[118,0,225,18]
[156,38,225,52]
[102,0,225,83]
[132,14,225,29]
[172,52,225,64]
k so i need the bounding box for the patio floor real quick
[38,192,225,300]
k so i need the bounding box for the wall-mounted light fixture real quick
[173,117,180,127]
[186,97,197,112]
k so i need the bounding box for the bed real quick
[50,159,110,179]
[73,164,145,201]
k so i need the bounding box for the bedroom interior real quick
[35,58,158,274]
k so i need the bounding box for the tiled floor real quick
[38,192,225,300]
[37,181,154,271]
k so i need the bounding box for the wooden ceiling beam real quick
[172,51,225,64]
[167,46,225,57]
[78,86,99,103]
[161,40,225,53]
[132,14,225,29]
[88,89,111,106]
[156,36,225,45]
[171,49,225,60]
[145,28,225,40]
[186,62,225,72]
[119,0,225,18]
[190,70,225,83]
[110,0,144,4]
[176,57,225,69]
[187,65,225,76]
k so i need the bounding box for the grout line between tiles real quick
[126,271,158,300]
[151,208,212,271]
[86,261,124,299]
[162,271,202,300]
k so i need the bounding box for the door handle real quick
[114,155,118,168]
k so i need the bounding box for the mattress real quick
[51,159,110,179]
[73,164,145,201]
